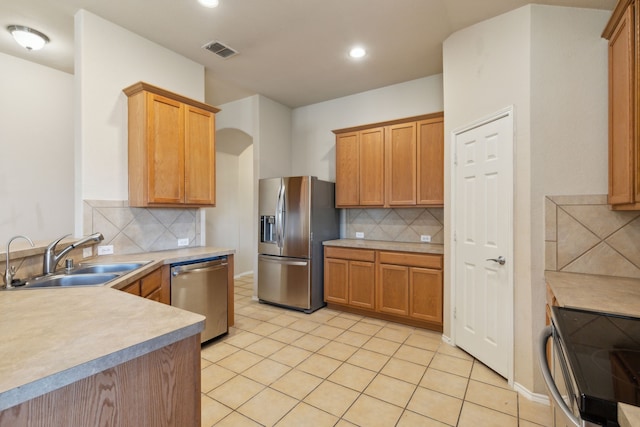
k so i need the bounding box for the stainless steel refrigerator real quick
[258,176,340,313]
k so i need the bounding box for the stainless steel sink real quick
[20,273,120,289]
[69,261,150,275]
[8,260,151,290]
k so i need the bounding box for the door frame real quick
[449,106,515,385]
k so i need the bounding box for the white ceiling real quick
[1,0,615,108]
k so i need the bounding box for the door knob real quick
[486,256,506,265]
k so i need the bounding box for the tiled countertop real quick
[0,246,233,411]
[545,271,640,421]
[323,239,444,255]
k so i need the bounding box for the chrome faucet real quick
[4,235,35,288]
[43,232,104,275]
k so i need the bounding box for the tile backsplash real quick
[345,208,444,244]
[83,200,201,255]
[545,195,640,278]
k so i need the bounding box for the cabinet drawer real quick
[379,251,442,269]
[140,269,162,297]
[325,247,375,262]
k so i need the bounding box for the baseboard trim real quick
[234,270,254,279]
[513,382,550,405]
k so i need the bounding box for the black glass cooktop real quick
[552,306,640,424]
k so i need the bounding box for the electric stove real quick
[552,306,640,425]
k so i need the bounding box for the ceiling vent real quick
[203,40,238,59]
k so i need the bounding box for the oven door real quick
[538,326,602,427]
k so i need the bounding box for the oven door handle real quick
[538,326,580,427]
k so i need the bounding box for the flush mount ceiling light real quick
[198,0,219,8]
[7,25,50,51]
[349,46,366,59]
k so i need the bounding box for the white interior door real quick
[453,109,513,380]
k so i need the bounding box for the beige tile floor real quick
[201,275,552,427]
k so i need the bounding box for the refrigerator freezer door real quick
[258,178,282,256]
[281,176,311,259]
[258,254,311,310]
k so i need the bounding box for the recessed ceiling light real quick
[198,0,219,8]
[7,25,49,51]
[349,47,366,59]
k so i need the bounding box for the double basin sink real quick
[13,262,150,290]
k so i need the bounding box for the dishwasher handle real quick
[171,259,227,277]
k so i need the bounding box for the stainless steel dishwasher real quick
[170,256,228,343]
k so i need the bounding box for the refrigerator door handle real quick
[259,255,308,267]
[276,183,286,249]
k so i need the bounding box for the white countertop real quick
[0,246,234,411]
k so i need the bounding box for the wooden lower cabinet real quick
[324,247,375,310]
[378,264,409,316]
[349,261,375,309]
[408,267,443,324]
[118,266,170,305]
[325,246,443,331]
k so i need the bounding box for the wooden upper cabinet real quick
[417,117,445,206]
[359,127,385,206]
[387,122,417,206]
[333,112,443,208]
[124,82,220,208]
[148,94,185,204]
[335,128,384,207]
[185,105,216,205]
[336,132,360,206]
[603,0,639,209]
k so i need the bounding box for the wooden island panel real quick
[0,335,201,427]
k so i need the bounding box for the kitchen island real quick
[0,246,234,426]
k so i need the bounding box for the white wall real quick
[529,5,609,390]
[212,95,292,279]
[291,75,444,181]
[444,4,532,391]
[205,126,254,275]
[0,52,74,243]
[237,146,254,274]
[443,5,609,393]
[75,9,205,211]
[257,96,293,179]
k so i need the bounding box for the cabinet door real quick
[417,117,444,206]
[608,5,635,205]
[387,122,417,206]
[185,105,216,205]
[349,261,375,309]
[349,261,376,310]
[409,267,442,324]
[147,93,185,204]
[325,257,349,304]
[359,127,385,206]
[140,268,163,298]
[336,132,360,207]
[378,264,409,316]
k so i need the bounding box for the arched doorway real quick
[205,128,254,276]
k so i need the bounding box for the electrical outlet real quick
[83,247,93,258]
[420,235,432,243]
[178,238,189,247]
[355,232,364,239]
[97,245,114,255]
